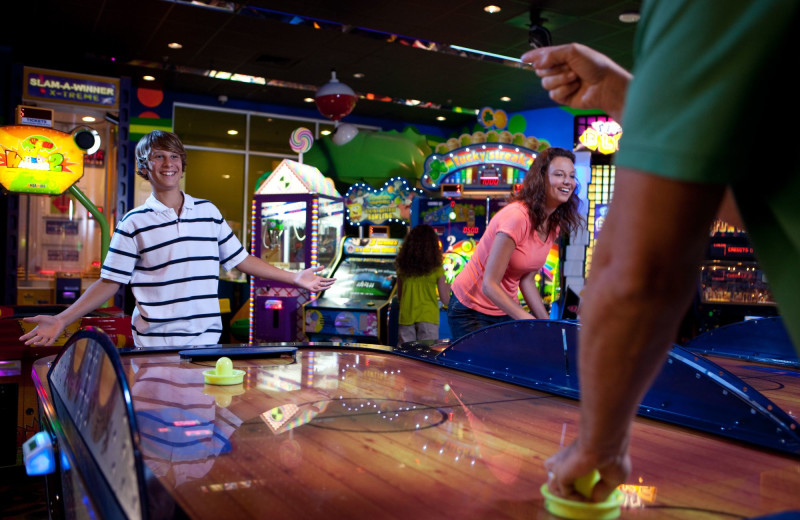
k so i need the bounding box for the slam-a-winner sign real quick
[0,126,85,195]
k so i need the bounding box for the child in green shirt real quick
[394,224,450,345]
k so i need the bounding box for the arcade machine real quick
[576,115,621,277]
[418,137,566,323]
[303,236,401,345]
[687,219,778,337]
[0,109,131,465]
[303,177,417,345]
[249,159,344,343]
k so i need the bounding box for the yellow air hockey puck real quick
[540,470,624,520]
[203,356,245,385]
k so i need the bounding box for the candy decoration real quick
[290,127,314,154]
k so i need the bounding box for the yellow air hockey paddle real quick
[540,470,624,519]
[203,356,245,385]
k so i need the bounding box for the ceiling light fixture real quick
[143,75,155,81]
[303,97,315,103]
[82,116,96,123]
[500,96,511,102]
[484,5,501,14]
[619,11,640,23]
[227,129,238,135]
[436,116,446,121]
[168,42,183,49]
[353,72,365,79]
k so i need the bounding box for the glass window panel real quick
[319,122,336,138]
[184,150,245,241]
[174,106,246,150]
[251,116,316,155]
[259,200,308,272]
[317,199,344,274]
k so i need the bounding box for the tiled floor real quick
[0,465,48,520]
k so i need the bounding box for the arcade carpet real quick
[0,464,47,519]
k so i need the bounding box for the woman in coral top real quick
[447,147,582,339]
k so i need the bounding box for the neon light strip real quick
[249,199,257,344]
[449,45,522,63]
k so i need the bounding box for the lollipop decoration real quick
[290,127,314,163]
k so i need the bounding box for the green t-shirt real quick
[398,266,445,326]
[618,0,800,352]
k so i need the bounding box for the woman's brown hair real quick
[510,146,583,238]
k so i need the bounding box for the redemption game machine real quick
[0,106,131,466]
[303,177,420,345]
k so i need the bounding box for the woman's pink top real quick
[451,201,554,315]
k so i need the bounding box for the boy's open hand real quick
[294,266,336,292]
[19,315,67,346]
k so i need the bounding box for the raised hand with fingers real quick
[294,265,336,293]
[521,43,632,121]
[19,315,68,347]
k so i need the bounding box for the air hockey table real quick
[29,320,800,519]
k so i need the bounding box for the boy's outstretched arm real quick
[19,278,122,346]
[236,255,336,293]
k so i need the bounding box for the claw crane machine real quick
[248,130,344,343]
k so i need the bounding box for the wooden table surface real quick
[79,347,800,519]
[705,354,800,418]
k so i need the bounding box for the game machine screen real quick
[689,219,778,337]
[250,159,344,343]
[304,177,419,345]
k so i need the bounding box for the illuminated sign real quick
[24,67,119,109]
[0,126,85,195]
[345,177,422,225]
[478,107,508,130]
[441,184,462,198]
[421,142,535,192]
[595,204,609,236]
[579,120,622,155]
[15,106,53,128]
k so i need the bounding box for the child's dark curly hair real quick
[395,224,443,277]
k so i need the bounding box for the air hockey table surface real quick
[31,323,800,519]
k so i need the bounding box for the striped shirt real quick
[101,192,249,347]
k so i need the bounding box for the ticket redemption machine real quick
[418,142,565,322]
[0,114,133,466]
[411,195,490,338]
[687,220,779,338]
[249,159,344,342]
